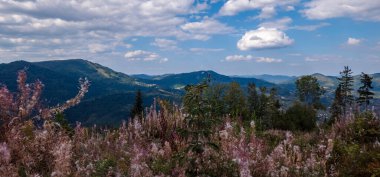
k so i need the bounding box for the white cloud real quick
[302,0,380,21]
[347,37,361,45]
[189,48,224,52]
[259,17,293,30]
[224,55,282,63]
[180,19,235,40]
[225,55,254,61]
[159,58,169,63]
[88,43,109,53]
[257,6,276,19]
[237,27,294,50]
[151,38,179,50]
[124,50,167,62]
[290,23,329,31]
[259,17,329,31]
[305,57,321,62]
[219,0,298,18]
[304,55,343,62]
[256,57,282,63]
[0,0,214,61]
[285,6,295,11]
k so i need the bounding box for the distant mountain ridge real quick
[0,59,279,126]
[1,59,379,126]
[0,59,176,126]
[236,74,297,84]
[135,70,275,90]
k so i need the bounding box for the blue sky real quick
[0,0,379,76]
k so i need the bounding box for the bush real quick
[274,102,317,131]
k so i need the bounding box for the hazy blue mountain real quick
[135,70,276,90]
[1,59,379,126]
[278,73,380,106]
[238,74,296,84]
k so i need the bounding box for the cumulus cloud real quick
[347,37,361,45]
[151,38,179,51]
[219,0,298,18]
[124,50,168,63]
[0,0,212,61]
[180,19,235,40]
[237,27,294,51]
[259,17,329,31]
[88,43,109,54]
[302,0,380,21]
[189,48,224,52]
[224,55,282,63]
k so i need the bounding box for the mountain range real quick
[1,59,379,126]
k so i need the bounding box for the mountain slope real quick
[135,70,276,90]
[0,59,178,126]
[240,74,296,84]
[2,60,379,126]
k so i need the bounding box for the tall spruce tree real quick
[357,72,374,110]
[330,84,344,122]
[131,89,143,121]
[338,66,354,116]
[247,83,260,119]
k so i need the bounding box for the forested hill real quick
[0,59,275,126]
[1,59,379,126]
[0,59,175,126]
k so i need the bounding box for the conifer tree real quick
[338,66,354,116]
[330,84,344,122]
[247,83,259,120]
[131,89,143,121]
[357,72,374,110]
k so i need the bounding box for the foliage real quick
[0,70,379,177]
[330,84,344,123]
[131,89,144,121]
[223,82,247,119]
[338,66,355,115]
[274,102,317,131]
[357,72,375,110]
[247,83,260,120]
[329,112,380,176]
[295,75,325,109]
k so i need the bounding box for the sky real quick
[0,0,380,76]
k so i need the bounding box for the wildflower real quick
[0,142,11,163]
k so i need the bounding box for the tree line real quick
[131,66,376,131]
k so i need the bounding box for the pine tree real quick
[131,89,143,121]
[330,84,344,122]
[357,72,374,111]
[338,66,354,116]
[247,83,259,120]
[266,88,281,129]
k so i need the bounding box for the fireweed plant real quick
[0,71,379,177]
